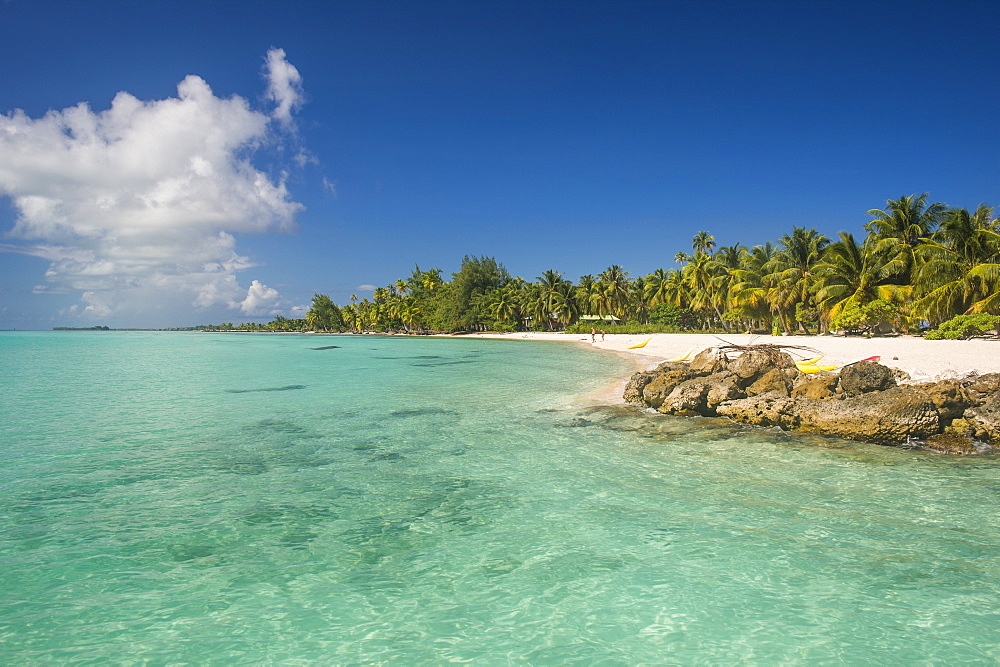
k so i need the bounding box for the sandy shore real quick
[452,331,1000,383]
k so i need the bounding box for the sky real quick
[1,0,997,329]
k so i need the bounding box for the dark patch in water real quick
[373,354,443,360]
[481,556,523,577]
[168,544,216,562]
[279,530,319,549]
[310,345,341,350]
[254,418,308,434]
[240,503,339,525]
[226,385,306,394]
[214,459,269,475]
[411,360,474,367]
[368,452,405,462]
[389,407,460,418]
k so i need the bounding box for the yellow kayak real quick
[796,362,839,374]
[627,337,652,350]
[666,346,697,362]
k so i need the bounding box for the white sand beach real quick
[454,331,1000,382]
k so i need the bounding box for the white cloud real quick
[240,279,283,315]
[0,51,307,323]
[322,177,338,197]
[357,284,377,292]
[264,48,304,128]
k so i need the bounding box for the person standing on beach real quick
[600,330,605,342]
[591,328,596,343]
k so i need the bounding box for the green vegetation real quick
[221,193,997,339]
[53,326,111,330]
[923,314,1000,340]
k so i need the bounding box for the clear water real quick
[2,331,999,663]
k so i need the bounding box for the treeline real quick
[194,317,308,332]
[290,193,1000,336]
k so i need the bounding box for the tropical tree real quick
[764,227,828,332]
[728,242,775,331]
[306,293,343,331]
[597,265,631,320]
[865,193,946,285]
[914,204,1000,321]
[813,232,907,330]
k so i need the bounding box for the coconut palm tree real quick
[575,274,600,315]
[692,230,716,255]
[914,205,1000,321]
[764,227,828,332]
[865,193,947,285]
[598,265,631,319]
[643,268,673,307]
[813,232,905,330]
[728,243,775,331]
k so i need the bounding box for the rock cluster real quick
[623,347,1000,454]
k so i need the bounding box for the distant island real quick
[53,326,111,331]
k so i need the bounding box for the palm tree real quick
[729,243,775,331]
[643,268,673,307]
[813,232,905,330]
[682,250,725,329]
[575,274,600,315]
[484,285,521,328]
[692,231,716,255]
[765,227,828,332]
[866,193,947,285]
[712,244,745,323]
[598,265,631,319]
[914,205,1000,321]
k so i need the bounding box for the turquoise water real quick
[2,332,999,663]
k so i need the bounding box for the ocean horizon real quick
[2,331,999,662]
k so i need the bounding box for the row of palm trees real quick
[305,194,999,334]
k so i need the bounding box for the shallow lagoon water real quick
[1,331,999,663]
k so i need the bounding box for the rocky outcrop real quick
[965,373,1000,405]
[790,375,838,401]
[795,386,940,445]
[838,360,896,396]
[624,345,1000,454]
[642,369,695,409]
[623,371,657,404]
[910,379,974,421]
[964,393,1000,444]
[715,391,798,428]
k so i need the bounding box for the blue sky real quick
[1,0,997,329]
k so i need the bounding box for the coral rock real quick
[964,393,1000,444]
[623,371,657,404]
[795,386,939,445]
[791,375,839,401]
[715,391,799,428]
[838,360,896,397]
[641,369,694,409]
[688,348,729,375]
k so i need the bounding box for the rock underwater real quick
[623,345,999,454]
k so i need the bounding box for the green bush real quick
[648,304,698,330]
[831,299,899,335]
[565,322,691,335]
[924,314,1000,340]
